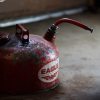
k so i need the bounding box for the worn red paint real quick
[0,32,59,94]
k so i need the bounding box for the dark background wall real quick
[0,0,88,20]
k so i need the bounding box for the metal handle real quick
[16,24,29,44]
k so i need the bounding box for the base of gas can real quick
[38,82,60,93]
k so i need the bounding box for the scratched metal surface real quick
[0,12,100,100]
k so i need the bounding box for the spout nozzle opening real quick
[90,28,93,33]
[86,27,93,33]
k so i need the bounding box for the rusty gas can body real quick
[0,26,59,94]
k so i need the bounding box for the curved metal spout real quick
[44,18,93,42]
[54,18,93,33]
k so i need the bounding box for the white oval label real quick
[38,58,59,83]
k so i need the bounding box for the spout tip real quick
[87,27,93,33]
[90,28,93,33]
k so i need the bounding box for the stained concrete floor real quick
[0,12,100,100]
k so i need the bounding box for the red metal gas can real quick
[0,18,93,94]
